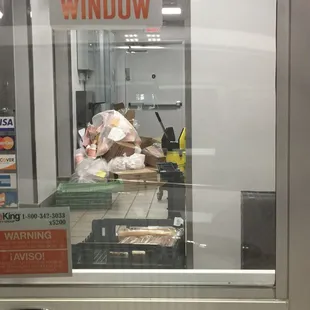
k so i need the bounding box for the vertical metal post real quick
[184,0,193,268]
[30,0,57,203]
[288,0,310,308]
[275,0,290,300]
[12,0,37,205]
[54,30,74,178]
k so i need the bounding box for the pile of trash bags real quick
[82,110,141,158]
[72,110,144,183]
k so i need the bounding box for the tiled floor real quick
[70,188,168,244]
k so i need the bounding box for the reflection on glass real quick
[13,0,276,274]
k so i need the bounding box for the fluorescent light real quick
[116,46,165,50]
[162,7,182,15]
[0,11,3,19]
[134,46,164,49]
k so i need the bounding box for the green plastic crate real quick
[55,180,123,210]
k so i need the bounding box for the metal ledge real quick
[0,269,275,286]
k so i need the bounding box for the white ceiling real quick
[113,0,188,44]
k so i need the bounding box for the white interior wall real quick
[115,45,186,137]
[190,0,276,269]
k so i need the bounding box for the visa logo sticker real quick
[0,155,16,171]
[0,174,17,189]
[0,117,14,131]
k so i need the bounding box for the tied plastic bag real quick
[126,153,145,170]
[93,110,141,157]
[108,157,127,172]
[70,158,109,183]
[109,153,145,172]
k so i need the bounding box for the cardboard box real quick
[113,102,125,111]
[103,142,136,162]
[124,110,135,124]
[143,145,166,167]
[112,168,161,191]
[140,136,158,149]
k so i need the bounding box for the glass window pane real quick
[6,0,276,282]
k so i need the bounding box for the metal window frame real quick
[0,299,287,310]
[5,0,303,307]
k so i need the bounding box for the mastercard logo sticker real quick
[0,137,15,150]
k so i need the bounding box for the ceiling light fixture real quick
[0,11,3,19]
[116,46,165,50]
[162,7,182,15]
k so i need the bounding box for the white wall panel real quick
[190,0,276,268]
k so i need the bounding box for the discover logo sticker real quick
[0,155,16,171]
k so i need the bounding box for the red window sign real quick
[0,208,71,277]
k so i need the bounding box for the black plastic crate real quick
[156,162,185,219]
[157,162,181,182]
[72,218,185,269]
[241,191,276,270]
